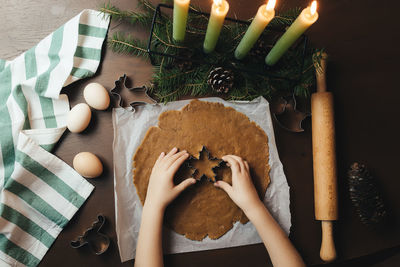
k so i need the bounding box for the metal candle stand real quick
[146,3,309,82]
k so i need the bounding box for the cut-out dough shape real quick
[133,100,270,240]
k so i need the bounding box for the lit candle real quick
[203,0,230,54]
[173,0,190,42]
[234,0,276,60]
[265,1,318,66]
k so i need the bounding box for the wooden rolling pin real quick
[311,53,338,262]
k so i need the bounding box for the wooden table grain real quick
[1,0,400,266]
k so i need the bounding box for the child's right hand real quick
[214,155,264,216]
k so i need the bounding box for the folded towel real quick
[0,9,110,266]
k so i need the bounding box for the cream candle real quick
[265,1,318,66]
[173,0,190,42]
[203,0,230,54]
[234,0,276,60]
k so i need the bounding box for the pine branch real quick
[270,7,302,27]
[137,0,156,12]
[100,2,153,26]
[108,32,149,58]
[104,1,321,102]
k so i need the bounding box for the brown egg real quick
[83,83,110,110]
[67,103,92,133]
[73,152,103,178]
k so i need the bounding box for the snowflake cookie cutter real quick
[110,74,157,111]
[186,146,225,183]
[70,214,110,255]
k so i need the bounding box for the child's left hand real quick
[144,147,197,212]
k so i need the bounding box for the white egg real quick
[83,82,110,110]
[73,152,103,178]
[67,103,91,133]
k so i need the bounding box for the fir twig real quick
[108,32,148,58]
[153,33,189,49]
[103,2,322,102]
[137,0,156,12]
[100,2,152,26]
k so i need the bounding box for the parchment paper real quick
[112,96,291,262]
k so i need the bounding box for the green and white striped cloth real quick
[0,10,110,266]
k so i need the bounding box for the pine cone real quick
[348,162,387,225]
[207,67,234,93]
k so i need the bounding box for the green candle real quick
[203,0,230,54]
[266,1,318,66]
[234,0,275,60]
[173,0,190,42]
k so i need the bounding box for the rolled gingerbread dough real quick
[133,100,270,240]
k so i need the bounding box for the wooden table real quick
[1,0,400,266]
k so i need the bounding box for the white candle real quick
[173,0,190,42]
[266,1,318,66]
[234,0,276,60]
[203,0,230,54]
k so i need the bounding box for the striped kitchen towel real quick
[0,10,110,266]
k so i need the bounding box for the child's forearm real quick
[135,202,165,267]
[246,203,306,267]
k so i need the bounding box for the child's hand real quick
[144,147,197,212]
[214,155,263,215]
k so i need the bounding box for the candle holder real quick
[147,3,309,82]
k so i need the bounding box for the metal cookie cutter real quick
[111,74,157,110]
[70,214,110,255]
[187,146,225,183]
[272,94,310,133]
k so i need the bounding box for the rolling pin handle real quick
[320,220,337,262]
[315,52,328,93]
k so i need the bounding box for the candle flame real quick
[310,1,317,15]
[214,0,222,7]
[266,0,276,11]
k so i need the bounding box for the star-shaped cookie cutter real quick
[186,146,225,183]
[70,214,110,255]
[110,74,157,111]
